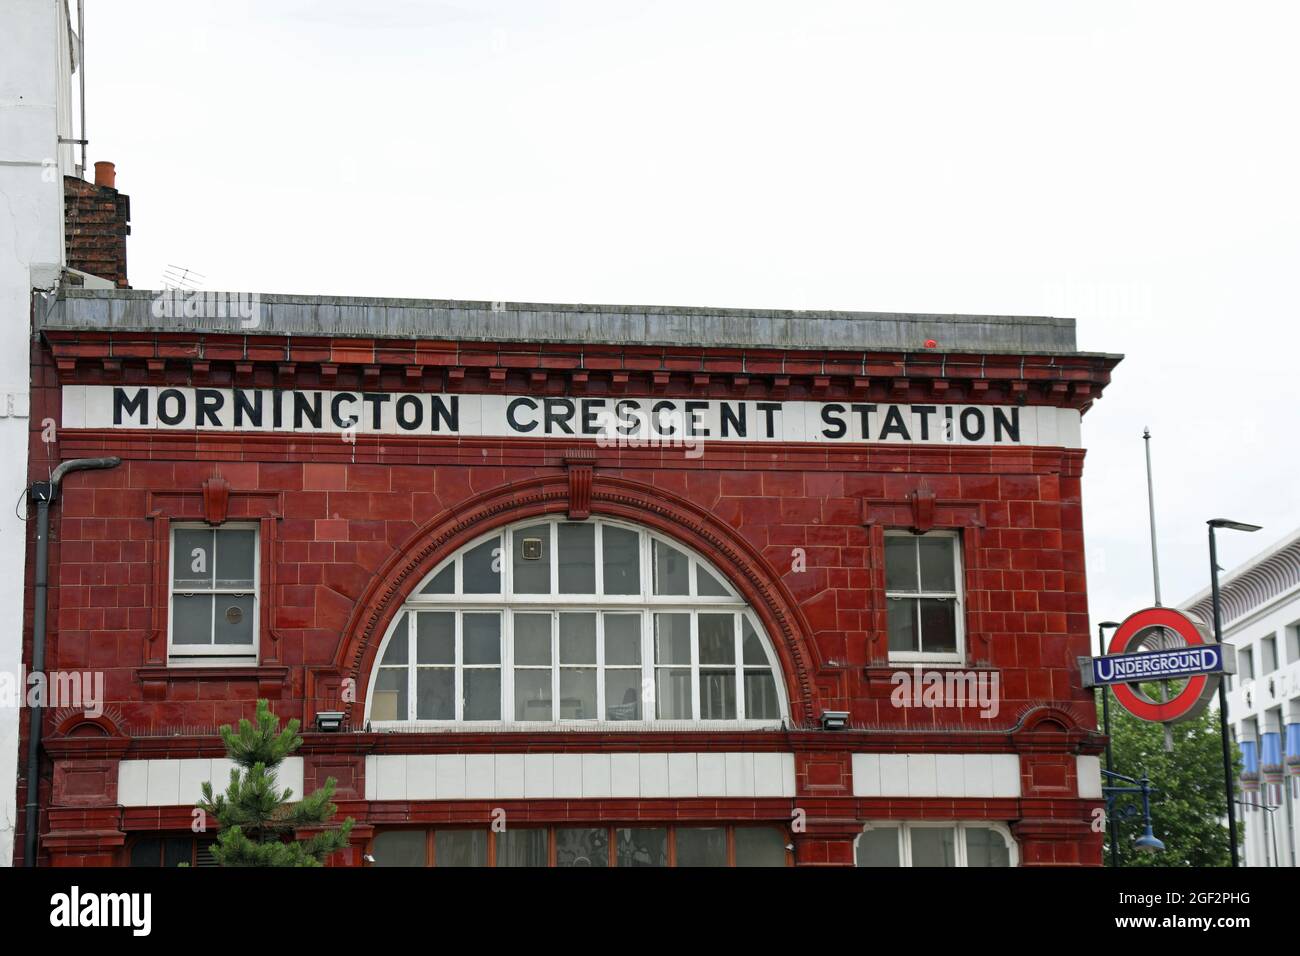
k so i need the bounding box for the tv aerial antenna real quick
[161,264,206,291]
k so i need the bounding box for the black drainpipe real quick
[24,457,122,867]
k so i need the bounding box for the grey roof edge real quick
[1178,525,1300,613]
[39,288,1121,358]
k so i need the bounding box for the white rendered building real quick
[0,0,82,865]
[1181,528,1300,867]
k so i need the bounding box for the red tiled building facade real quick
[19,290,1120,867]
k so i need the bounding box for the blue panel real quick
[1240,739,1259,777]
[1286,723,1300,762]
[1261,732,1283,772]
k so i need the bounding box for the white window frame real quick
[167,522,260,664]
[365,517,789,730]
[1240,646,1254,681]
[854,821,1018,867]
[1259,634,1278,675]
[884,529,965,665]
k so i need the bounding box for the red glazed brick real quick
[23,326,1117,868]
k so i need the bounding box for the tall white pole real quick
[1144,427,1162,606]
[1144,428,1174,750]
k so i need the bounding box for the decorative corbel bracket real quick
[563,449,597,520]
[910,488,936,533]
[202,476,230,525]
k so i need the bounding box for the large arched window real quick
[365,517,789,728]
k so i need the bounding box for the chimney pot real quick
[93,161,116,189]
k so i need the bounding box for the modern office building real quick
[17,285,1120,866]
[1182,528,1300,867]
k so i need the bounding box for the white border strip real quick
[851,753,1022,798]
[117,757,305,808]
[363,752,797,801]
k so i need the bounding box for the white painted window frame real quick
[167,522,260,663]
[366,517,789,730]
[1240,646,1254,681]
[884,529,965,665]
[1259,634,1278,674]
[854,820,1018,867]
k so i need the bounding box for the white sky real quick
[85,0,1300,626]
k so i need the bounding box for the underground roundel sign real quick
[1086,607,1231,724]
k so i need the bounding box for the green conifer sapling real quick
[198,699,354,866]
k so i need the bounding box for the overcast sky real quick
[85,0,1300,626]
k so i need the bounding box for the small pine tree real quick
[198,699,354,867]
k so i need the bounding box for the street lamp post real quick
[1097,620,1121,867]
[1208,518,1261,868]
[1102,769,1165,857]
[1235,798,1280,867]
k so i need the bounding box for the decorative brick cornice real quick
[41,329,1121,411]
[46,718,1103,762]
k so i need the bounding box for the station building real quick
[18,288,1120,867]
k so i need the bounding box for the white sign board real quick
[60,385,1083,447]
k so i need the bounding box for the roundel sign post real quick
[1080,606,1236,725]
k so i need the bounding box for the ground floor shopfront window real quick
[127,835,217,867]
[854,821,1016,867]
[370,824,790,867]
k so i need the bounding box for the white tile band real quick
[117,751,1080,805]
[851,753,1022,798]
[1076,755,1102,799]
[363,752,797,801]
[117,757,305,808]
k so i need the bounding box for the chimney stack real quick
[65,162,131,287]
[93,161,116,189]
